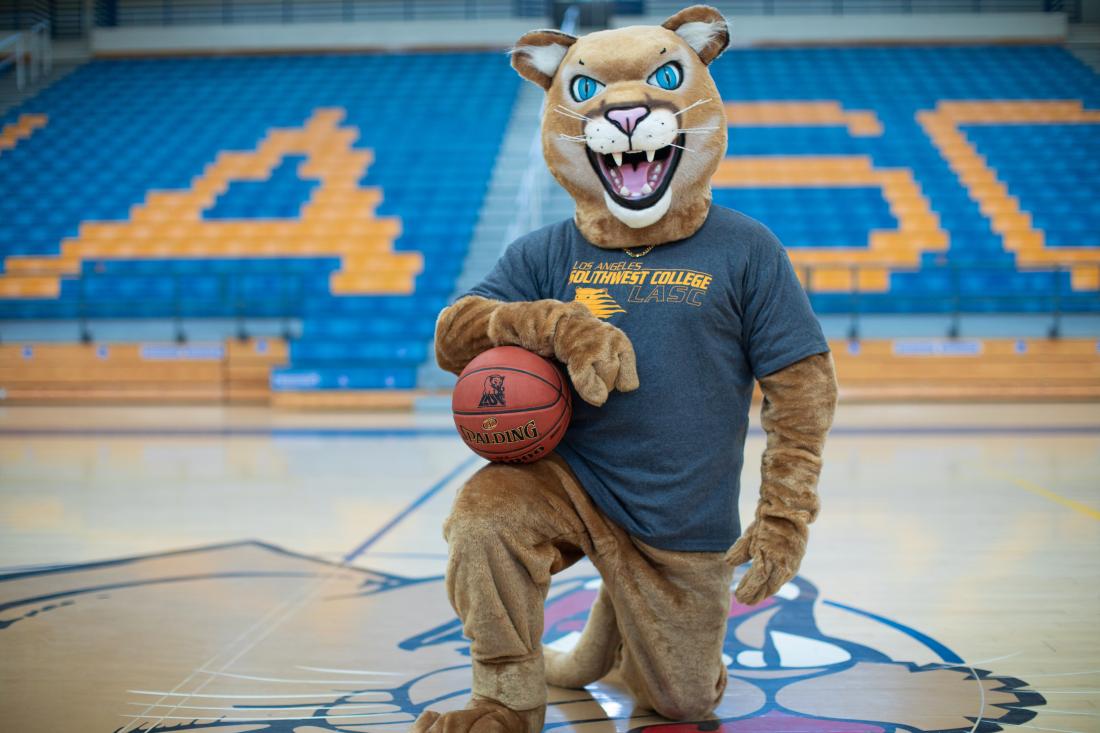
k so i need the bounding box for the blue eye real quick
[570,75,604,103]
[647,62,682,90]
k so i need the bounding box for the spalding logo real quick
[478,374,506,408]
[459,419,539,447]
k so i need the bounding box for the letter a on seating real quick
[0,108,422,298]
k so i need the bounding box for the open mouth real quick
[586,135,684,210]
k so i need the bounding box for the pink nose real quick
[606,106,650,135]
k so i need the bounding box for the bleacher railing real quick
[0,21,51,91]
[0,260,1096,344]
[792,262,1100,341]
[88,0,1075,27]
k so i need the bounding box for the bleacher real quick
[710,45,1100,315]
[0,45,1098,403]
[0,53,518,401]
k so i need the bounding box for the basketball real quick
[452,346,572,463]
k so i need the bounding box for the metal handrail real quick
[0,33,27,91]
[0,22,51,91]
[62,266,308,344]
[30,21,53,81]
[502,4,579,251]
[794,261,1100,340]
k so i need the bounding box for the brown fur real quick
[512,7,729,248]
[410,695,544,733]
[419,8,836,732]
[725,352,838,605]
[661,5,730,64]
[435,295,638,406]
[429,454,731,727]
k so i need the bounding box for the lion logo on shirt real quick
[573,287,627,319]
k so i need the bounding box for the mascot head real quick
[511,5,729,249]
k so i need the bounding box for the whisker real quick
[675,98,714,117]
[554,105,590,122]
[557,134,587,144]
[675,128,719,135]
[668,142,696,153]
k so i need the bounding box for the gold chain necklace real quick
[623,245,655,258]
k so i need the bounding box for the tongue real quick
[619,160,654,194]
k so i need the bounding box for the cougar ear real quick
[662,5,729,65]
[511,29,577,90]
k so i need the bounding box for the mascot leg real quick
[597,540,734,721]
[412,457,591,733]
[543,583,621,688]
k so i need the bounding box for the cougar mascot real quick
[414,6,838,732]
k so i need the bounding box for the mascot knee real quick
[650,681,723,722]
[444,500,506,552]
[444,489,505,551]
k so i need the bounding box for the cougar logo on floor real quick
[0,543,1047,731]
[399,574,1045,733]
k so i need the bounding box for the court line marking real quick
[127,701,392,712]
[963,659,985,733]
[822,597,992,733]
[122,712,403,721]
[121,567,352,731]
[987,470,1100,521]
[129,690,360,700]
[342,454,481,562]
[1018,725,1088,733]
[298,665,406,676]
[197,669,404,684]
[822,600,963,663]
[1021,670,1100,678]
[361,551,450,559]
[121,455,479,730]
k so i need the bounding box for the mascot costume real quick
[414,6,838,732]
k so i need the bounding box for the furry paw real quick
[411,697,544,733]
[725,518,807,606]
[556,315,639,406]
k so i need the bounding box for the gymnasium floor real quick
[0,403,1098,732]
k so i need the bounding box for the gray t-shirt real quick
[466,205,829,551]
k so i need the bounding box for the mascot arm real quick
[726,352,838,605]
[435,295,640,407]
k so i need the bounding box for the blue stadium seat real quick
[1,46,1097,390]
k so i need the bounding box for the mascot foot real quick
[411,696,545,733]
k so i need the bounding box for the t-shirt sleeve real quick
[463,233,544,303]
[741,227,830,379]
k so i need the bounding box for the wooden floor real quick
[0,403,1098,732]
